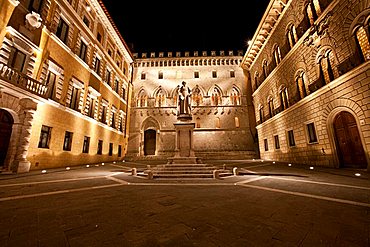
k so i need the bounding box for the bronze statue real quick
[177,81,192,116]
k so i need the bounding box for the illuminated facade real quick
[126,51,258,161]
[0,0,133,172]
[242,0,370,169]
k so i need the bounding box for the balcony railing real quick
[0,62,48,99]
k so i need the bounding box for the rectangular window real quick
[111,111,116,128]
[46,71,57,100]
[63,131,73,151]
[121,87,126,100]
[141,72,146,80]
[78,41,88,62]
[118,145,122,157]
[83,16,90,28]
[105,69,111,84]
[9,48,26,72]
[158,71,163,79]
[230,70,235,78]
[274,135,280,149]
[109,143,113,156]
[194,71,199,78]
[97,140,103,155]
[94,57,101,74]
[69,87,81,111]
[82,136,90,153]
[101,105,107,124]
[56,18,69,44]
[88,98,95,118]
[27,0,43,12]
[212,71,217,78]
[264,139,268,151]
[307,122,318,143]
[97,32,102,43]
[115,79,120,94]
[38,125,52,148]
[288,130,296,147]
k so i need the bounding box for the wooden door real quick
[334,112,367,168]
[144,129,156,155]
[0,110,13,166]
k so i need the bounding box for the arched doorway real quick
[333,111,367,168]
[144,129,156,155]
[0,109,14,167]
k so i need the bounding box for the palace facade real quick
[242,0,370,169]
[126,50,258,161]
[0,0,133,172]
[1,0,369,173]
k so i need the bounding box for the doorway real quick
[144,129,156,155]
[333,111,367,168]
[0,109,14,166]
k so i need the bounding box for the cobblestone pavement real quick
[0,160,369,247]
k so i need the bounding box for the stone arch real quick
[140,116,160,156]
[0,94,37,172]
[207,84,224,97]
[322,98,368,168]
[152,85,168,98]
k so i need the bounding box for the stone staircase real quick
[138,163,233,179]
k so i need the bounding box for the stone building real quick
[242,0,370,169]
[0,0,133,172]
[126,50,259,161]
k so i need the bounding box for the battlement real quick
[133,50,245,59]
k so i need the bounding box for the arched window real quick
[273,45,282,65]
[215,117,220,128]
[287,24,298,49]
[137,89,147,107]
[192,85,203,106]
[306,0,322,25]
[211,87,222,106]
[279,86,289,110]
[319,50,335,84]
[262,60,268,78]
[268,97,274,118]
[258,105,264,123]
[235,117,240,128]
[296,71,309,100]
[254,72,260,90]
[230,87,241,105]
[196,117,201,128]
[355,25,370,62]
[154,88,166,107]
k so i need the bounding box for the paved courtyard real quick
[0,160,369,247]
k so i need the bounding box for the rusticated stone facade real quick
[0,0,133,172]
[242,0,370,169]
[126,51,259,161]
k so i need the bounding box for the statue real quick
[177,81,192,117]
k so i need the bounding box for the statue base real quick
[177,114,192,122]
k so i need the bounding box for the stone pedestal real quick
[168,115,200,164]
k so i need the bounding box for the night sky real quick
[100,0,270,54]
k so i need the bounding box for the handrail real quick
[0,62,48,99]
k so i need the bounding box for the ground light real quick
[66,167,70,170]
[288,164,292,166]
[310,167,314,170]
[355,173,361,177]
[41,170,46,173]
[86,165,90,168]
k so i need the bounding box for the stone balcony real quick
[0,62,48,99]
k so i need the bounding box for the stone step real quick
[153,167,216,171]
[152,170,215,175]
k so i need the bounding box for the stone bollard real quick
[233,167,239,176]
[131,168,137,176]
[213,170,220,179]
[147,170,153,180]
